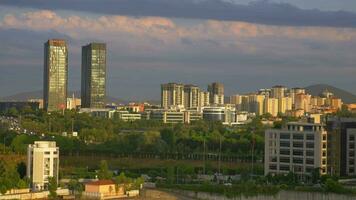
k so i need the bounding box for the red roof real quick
[86,180,115,186]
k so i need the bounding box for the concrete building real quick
[326,117,356,176]
[278,97,292,114]
[79,108,116,119]
[289,87,306,105]
[27,141,59,191]
[208,82,224,105]
[161,83,184,109]
[295,93,311,113]
[66,94,81,110]
[115,111,141,121]
[203,106,236,125]
[184,85,200,109]
[264,97,279,117]
[81,43,107,108]
[264,122,327,177]
[145,110,202,124]
[271,85,287,99]
[44,39,68,112]
[83,180,125,200]
[248,94,265,116]
[199,91,210,108]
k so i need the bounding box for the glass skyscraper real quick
[81,43,106,108]
[43,39,68,111]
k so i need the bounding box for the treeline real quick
[1,108,267,160]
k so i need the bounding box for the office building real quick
[203,106,236,125]
[115,111,142,122]
[264,122,327,177]
[208,82,224,105]
[161,83,184,109]
[81,43,107,108]
[326,117,356,176]
[44,39,68,111]
[27,141,59,191]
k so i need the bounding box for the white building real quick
[27,141,59,191]
[264,122,327,177]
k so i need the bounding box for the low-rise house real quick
[83,180,125,200]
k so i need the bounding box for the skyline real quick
[0,1,356,101]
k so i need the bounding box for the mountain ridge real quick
[305,84,356,104]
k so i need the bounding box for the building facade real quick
[27,141,59,191]
[264,122,327,177]
[81,43,107,108]
[44,39,68,111]
[161,83,184,109]
[208,82,224,105]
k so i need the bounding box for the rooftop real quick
[85,180,115,186]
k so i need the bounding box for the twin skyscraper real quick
[43,39,106,111]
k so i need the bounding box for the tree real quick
[48,176,58,199]
[97,160,113,180]
[17,162,27,179]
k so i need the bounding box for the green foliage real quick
[48,176,58,199]
[97,160,113,180]
[0,159,28,194]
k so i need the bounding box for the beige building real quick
[199,91,210,108]
[161,83,184,109]
[264,97,279,116]
[248,94,265,116]
[271,85,287,99]
[264,122,327,177]
[295,93,311,112]
[83,180,125,200]
[278,97,292,114]
[27,141,59,191]
[289,87,305,105]
[184,85,200,109]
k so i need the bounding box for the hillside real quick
[305,84,356,104]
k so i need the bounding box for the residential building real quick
[184,85,200,109]
[161,83,184,109]
[43,39,68,111]
[208,82,224,105]
[248,94,265,116]
[264,122,327,177]
[199,91,210,108]
[264,97,279,116]
[278,97,292,114]
[289,87,305,105]
[81,43,107,108]
[271,85,287,99]
[27,141,59,191]
[295,93,311,113]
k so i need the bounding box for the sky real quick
[0,0,356,101]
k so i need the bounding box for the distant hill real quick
[305,84,356,104]
[0,91,127,104]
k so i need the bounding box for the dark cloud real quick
[1,0,356,27]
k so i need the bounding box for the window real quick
[280,157,290,163]
[349,168,354,174]
[350,135,355,141]
[322,151,327,157]
[280,133,290,140]
[322,159,326,165]
[293,134,304,140]
[306,142,314,148]
[280,165,290,171]
[44,151,50,155]
[323,135,327,141]
[306,150,314,157]
[306,159,314,165]
[349,159,354,165]
[293,158,303,164]
[323,143,327,148]
[280,149,290,155]
[269,165,277,170]
[293,142,303,148]
[280,141,290,147]
[293,150,303,156]
[350,144,355,149]
[306,134,314,140]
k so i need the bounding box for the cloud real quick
[1,0,356,28]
